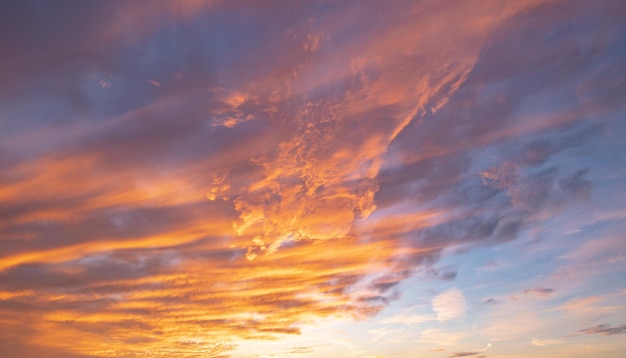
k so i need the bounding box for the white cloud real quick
[531,337,565,347]
[432,287,467,322]
[379,314,435,325]
[420,328,468,346]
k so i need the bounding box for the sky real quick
[0,0,625,357]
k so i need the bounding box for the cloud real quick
[432,288,467,322]
[0,0,624,356]
[531,337,565,347]
[425,268,459,281]
[380,314,435,326]
[559,296,602,312]
[439,271,458,281]
[523,287,556,298]
[449,352,483,358]
[283,346,314,355]
[580,324,626,336]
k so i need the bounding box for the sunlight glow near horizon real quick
[0,1,625,357]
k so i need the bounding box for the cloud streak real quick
[581,324,626,336]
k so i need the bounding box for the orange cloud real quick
[5,1,620,357]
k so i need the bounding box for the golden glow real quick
[2,1,623,357]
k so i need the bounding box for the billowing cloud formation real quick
[0,0,625,357]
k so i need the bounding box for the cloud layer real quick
[1,1,625,357]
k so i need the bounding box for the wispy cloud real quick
[380,314,435,326]
[580,324,626,336]
[449,352,483,358]
[531,337,565,347]
[523,287,555,298]
[432,288,467,322]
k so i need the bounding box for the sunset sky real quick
[1,1,625,357]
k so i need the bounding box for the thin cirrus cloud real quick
[0,0,625,357]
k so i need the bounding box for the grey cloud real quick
[559,168,592,203]
[415,215,504,247]
[523,287,555,297]
[425,268,458,282]
[0,339,93,358]
[0,200,237,260]
[439,270,458,281]
[0,255,165,292]
[580,324,626,336]
[375,153,473,209]
[368,0,623,289]
[385,0,622,169]
[450,352,484,358]
[499,166,592,213]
